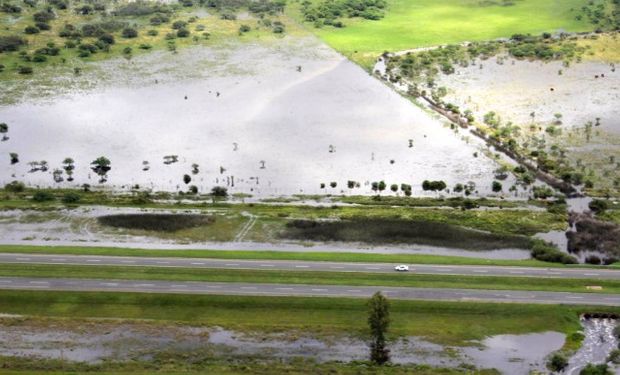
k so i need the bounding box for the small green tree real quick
[367,292,390,365]
[90,156,111,182]
[547,353,568,372]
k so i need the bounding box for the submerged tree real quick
[90,156,111,183]
[9,152,19,164]
[0,123,8,141]
[62,157,75,181]
[368,292,390,365]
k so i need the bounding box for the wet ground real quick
[0,206,532,259]
[0,37,506,197]
[0,318,569,374]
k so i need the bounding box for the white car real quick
[394,265,409,272]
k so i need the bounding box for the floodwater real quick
[0,207,532,259]
[0,37,505,197]
[435,56,620,135]
[0,319,568,373]
[567,318,619,375]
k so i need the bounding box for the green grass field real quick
[289,0,595,68]
[0,263,617,294]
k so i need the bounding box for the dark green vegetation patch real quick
[97,214,214,232]
[282,218,530,250]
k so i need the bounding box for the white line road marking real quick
[584,273,600,276]
[276,288,294,290]
[347,289,362,293]
[121,260,135,264]
[225,263,239,266]
[330,266,344,269]
[260,264,274,267]
[241,287,257,290]
[51,258,66,261]
[29,281,49,284]
[0,280,12,283]
[509,271,524,274]
[295,265,309,268]
[134,284,155,287]
[311,289,328,292]
[365,267,380,270]
[100,283,119,287]
[171,285,188,288]
[191,262,205,265]
[156,261,170,264]
[473,270,488,273]
[86,259,100,262]
[16,258,30,261]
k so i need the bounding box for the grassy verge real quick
[0,263,618,294]
[0,244,568,267]
[0,290,613,345]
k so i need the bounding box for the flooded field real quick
[435,56,620,192]
[0,37,506,197]
[0,317,568,373]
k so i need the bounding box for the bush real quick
[33,10,55,23]
[579,364,611,375]
[4,181,25,193]
[18,66,33,74]
[588,199,609,213]
[172,20,187,29]
[530,240,577,264]
[547,353,568,372]
[24,25,40,34]
[32,190,55,202]
[98,33,115,45]
[0,35,26,52]
[122,27,138,38]
[62,192,81,204]
[176,28,189,37]
[239,24,251,33]
[35,22,51,31]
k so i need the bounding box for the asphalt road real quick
[0,276,618,306]
[0,253,618,280]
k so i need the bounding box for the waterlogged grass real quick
[289,0,596,68]
[0,358,493,375]
[0,244,564,267]
[0,290,611,345]
[599,209,620,225]
[1,263,618,294]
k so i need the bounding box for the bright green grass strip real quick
[0,289,613,345]
[292,0,595,68]
[0,244,567,267]
[0,263,617,294]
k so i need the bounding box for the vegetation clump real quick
[98,214,214,232]
[301,0,387,28]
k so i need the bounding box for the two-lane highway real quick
[0,276,618,305]
[0,253,617,279]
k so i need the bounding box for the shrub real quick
[122,27,138,38]
[0,35,25,52]
[578,364,611,375]
[33,10,55,23]
[176,28,189,37]
[35,22,51,31]
[530,240,577,264]
[62,192,81,204]
[172,20,187,29]
[588,199,609,213]
[547,353,568,373]
[4,181,25,193]
[18,66,33,74]
[239,24,251,33]
[32,190,55,202]
[98,33,115,45]
[24,25,40,34]
[32,54,47,62]
[492,181,502,193]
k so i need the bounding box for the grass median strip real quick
[0,263,618,294]
[0,289,614,346]
[0,244,581,268]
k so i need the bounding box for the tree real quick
[90,156,111,183]
[122,27,138,38]
[183,174,191,184]
[492,181,502,193]
[378,181,386,193]
[211,186,228,197]
[579,364,611,375]
[390,184,398,193]
[367,292,390,365]
[9,152,18,164]
[0,123,8,141]
[62,157,75,181]
[588,199,609,213]
[330,181,337,188]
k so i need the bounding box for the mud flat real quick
[0,37,505,197]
